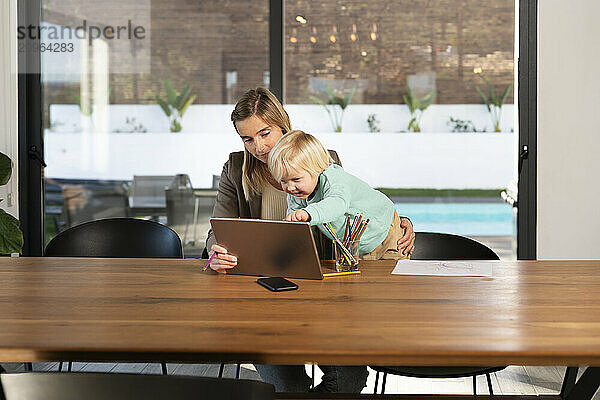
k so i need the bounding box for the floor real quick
[1,363,597,397]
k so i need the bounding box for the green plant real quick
[447,117,485,133]
[113,117,148,133]
[0,152,24,254]
[367,114,380,133]
[403,86,437,132]
[156,79,197,133]
[475,74,513,132]
[73,94,93,116]
[310,85,356,132]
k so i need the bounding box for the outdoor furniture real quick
[370,232,504,394]
[1,258,599,399]
[60,180,130,228]
[128,175,174,219]
[44,218,183,374]
[0,372,275,400]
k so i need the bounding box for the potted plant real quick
[310,85,356,132]
[0,151,24,254]
[403,86,437,132]
[475,74,513,132]
[155,79,196,133]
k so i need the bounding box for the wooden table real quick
[1,258,599,399]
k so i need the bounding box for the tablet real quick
[210,218,324,280]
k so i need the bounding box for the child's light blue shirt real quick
[287,164,395,254]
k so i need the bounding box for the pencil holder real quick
[334,239,360,272]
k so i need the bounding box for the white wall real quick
[537,0,600,259]
[0,0,18,219]
[49,103,514,134]
[44,132,515,189]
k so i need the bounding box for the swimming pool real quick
[394,202,514,236]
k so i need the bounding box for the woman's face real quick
[235,115,284,163]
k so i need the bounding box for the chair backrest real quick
[45,218,183,258]
[62,183,130,228]
[129,175,174,208]
[0,372,275,400]
[411,232,499,261]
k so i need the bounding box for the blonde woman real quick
[204,88,415,393]
[206,87,415,272]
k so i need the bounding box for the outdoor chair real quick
[369,232,505,394]
[128,175,174,220]
[0,372,275,400]
[61,181,130,228]
[44,218,183,375]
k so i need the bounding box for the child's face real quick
[279,167,319,199]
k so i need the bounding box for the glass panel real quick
[285,0,516,258]
[42,0,269,255]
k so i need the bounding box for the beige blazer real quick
[205,150,342,259]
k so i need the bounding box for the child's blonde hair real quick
[268,130,332,181]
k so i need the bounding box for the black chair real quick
[45,218,183,375]
[0,372,275,400]
[370,232,506,394]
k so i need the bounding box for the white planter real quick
[45,131,515,189]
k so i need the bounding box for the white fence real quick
[49,104,514,135]
[45,131,516,189]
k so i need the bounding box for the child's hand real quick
[285,209,311,222]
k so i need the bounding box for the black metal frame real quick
[269,0,284,102]
[18,0,44,256]
[517,0,537,259]
[561,367,600,400]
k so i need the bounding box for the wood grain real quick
[1,258,600,366]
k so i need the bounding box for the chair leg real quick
[373,371,379,394]
[67,362,72,372]
[560,367,578,399]
[235,363,241,379]
[24,363,33,372]
[0,364,5,373]
[311,364,315,389]
[381,371,387,394]
[58,362,63,372]
[473,375,477,394]
[161,362,168,375]
[218,363,225,378]
[486,373,494,394]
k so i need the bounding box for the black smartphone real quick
[256,277,298,292]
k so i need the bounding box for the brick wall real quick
[42,0,513,115]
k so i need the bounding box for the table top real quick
[1,257,599,366]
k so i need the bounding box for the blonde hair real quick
[268,130,332,182]
[231,87,292,200]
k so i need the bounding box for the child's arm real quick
[302,181,351,225]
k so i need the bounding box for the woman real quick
[205,87,415,393]
[206,87,415,271]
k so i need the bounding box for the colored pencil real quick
[203,251,217,271]
[355,219,370,241]
[323,270,361,277]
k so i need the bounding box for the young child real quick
[268,130,409,260]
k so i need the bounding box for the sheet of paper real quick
[391,260,495,277]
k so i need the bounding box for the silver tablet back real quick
[210,218,324,280]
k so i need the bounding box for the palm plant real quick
[475,74,513,132]
[156,79,196,133]
[0,152,24,254]
[310,85,356,132]
[403,86,437,132]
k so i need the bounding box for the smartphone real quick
[256,277,298,292]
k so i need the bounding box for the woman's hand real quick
[285,209,311,222]
[397,218,415,256]
[208,244,237,273]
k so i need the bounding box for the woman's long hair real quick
[231,88,292,200]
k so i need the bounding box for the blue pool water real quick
[394,202,514,236]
